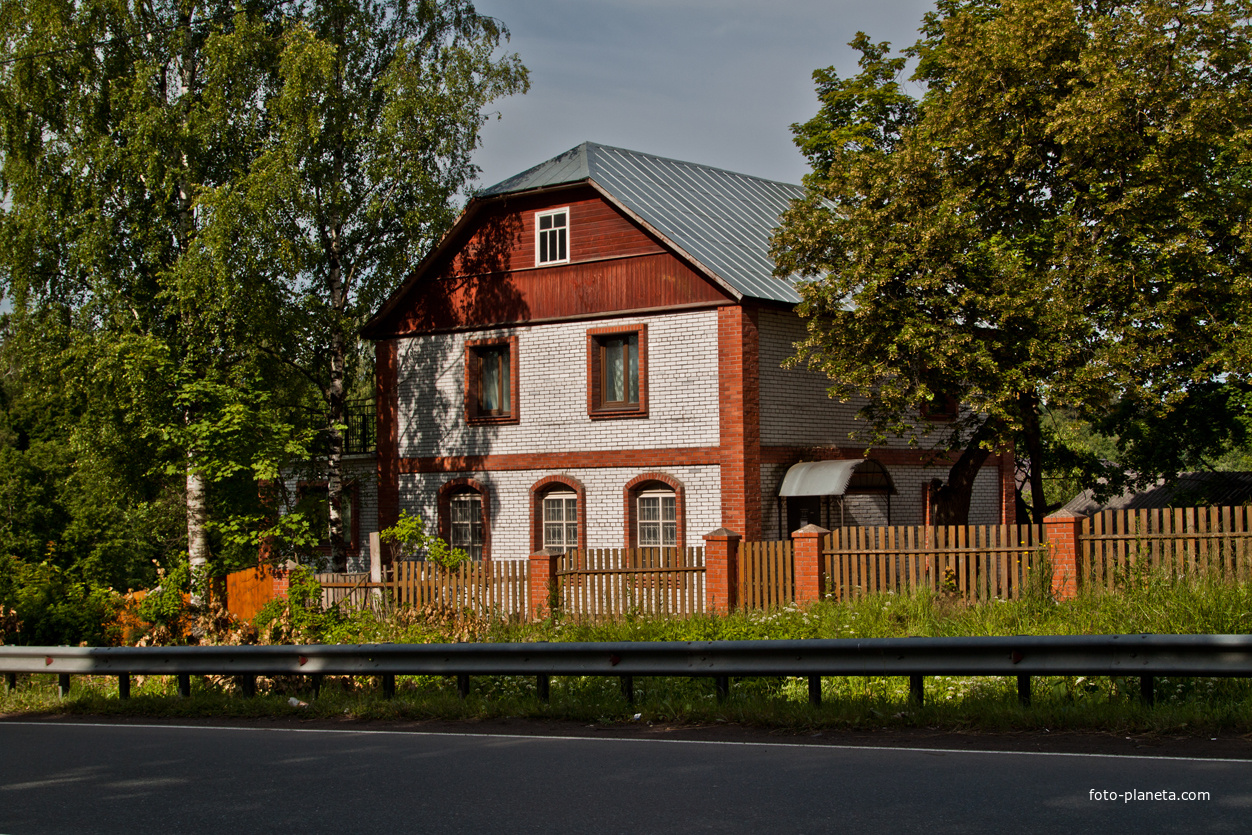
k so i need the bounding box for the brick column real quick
[271,567,290,601]
[375,340,400,548]
[998,446,1016,524]
[792,524,830,605]
[703,528,741,614]
[1043,510,1085,600]
[528,548,560,622]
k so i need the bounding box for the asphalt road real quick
[1,721,1249,833]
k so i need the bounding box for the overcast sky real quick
[468,0,937,191]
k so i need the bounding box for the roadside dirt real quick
[9,712,1252,760]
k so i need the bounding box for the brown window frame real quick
[586,324,648,420]
[465,335,520,425]
[622,472,685,549]
[437,478,492,562]
[920,394,959,422]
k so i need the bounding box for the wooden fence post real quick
[792,524,830,606]
[1044,510,1085,600]
[528,548,560,622]
[703,528,741,614]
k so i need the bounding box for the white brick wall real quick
[758,308,944,450]
[395,309,720,457]
[399,464,722,560]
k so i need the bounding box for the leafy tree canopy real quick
[773,0,1252,522]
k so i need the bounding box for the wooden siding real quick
[373,188,731,335]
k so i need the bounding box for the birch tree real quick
[215,0,527,567]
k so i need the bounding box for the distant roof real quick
[1061,471,1252,515]
[480,142,806,304]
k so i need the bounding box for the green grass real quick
[5,571,1252,735]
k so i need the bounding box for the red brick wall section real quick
[1044,510,1084,600]
[718,305,762,539]
[702,528,740,614]
[528,548,560,621]
[998,449,1016,524]
[529,474,588,554]
[792,524,829,605]
[375,340,400,558]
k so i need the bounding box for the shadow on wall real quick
[396,209,530,541]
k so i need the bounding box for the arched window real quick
[438,478,490,561]
[530,475,586,554]
[623,473,685,549]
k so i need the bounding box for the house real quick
[357,142,1015,564]
[1060,471,1252,516]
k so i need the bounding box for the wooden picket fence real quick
[315,572,376,611]
[737,540,795,609]
[1080,506,1252,590]
[390,559,529,619]
[823,524,1045,603]
[555,547,705,620]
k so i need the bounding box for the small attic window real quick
[536,208,569,265]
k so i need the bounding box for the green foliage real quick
[0,552,119,646]
[380,510,470,570]
[774,0,1252,519]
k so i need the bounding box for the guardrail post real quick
[528,547,560,621]
[4,672,15,693]
[1141,675,1155,706]
[536,675,550,703]
[57,674,70,698]
[178,674,191,698]
[909,675,924,706]
[1043,510,1085,600]
[793,524,831,606]
[703,528,741,614]
[1018,675,1031,707]
[118,674,130,700]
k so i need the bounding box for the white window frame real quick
[535,208,570,266]
[637,489,677,548]
[542,490,578,553]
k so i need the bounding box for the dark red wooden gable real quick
[367,185,732,337]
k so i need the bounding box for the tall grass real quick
[5,570,1252,734]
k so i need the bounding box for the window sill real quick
[589,407,649,421]
[467,413,520,426]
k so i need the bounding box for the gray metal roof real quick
[480,142,805,303]
[1061,471,1252,515]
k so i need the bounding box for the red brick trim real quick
[718,305,761,539]
[464,334,520,426]
[396,447,720,474]
[622,472,686,549]
[586,323,649,420]
[375,340,400,554]
[998,448,1016,524]
[529,474,588,554]
[436,477,492,562]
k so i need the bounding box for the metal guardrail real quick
[4,634,1251,706]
